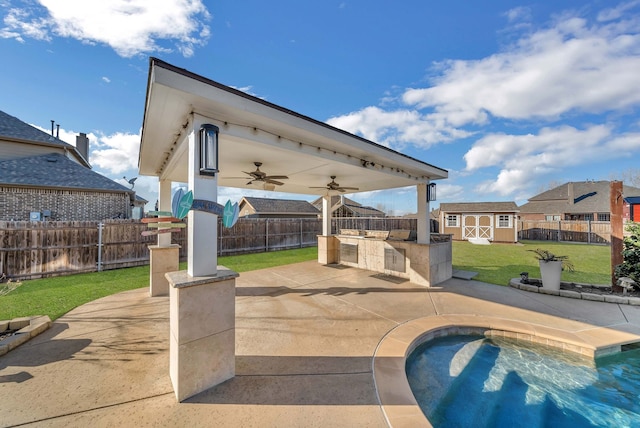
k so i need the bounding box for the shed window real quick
[446,215,459,227]
[497,215,512,228]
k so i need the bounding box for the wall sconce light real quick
[427,182,437,202]
[199,124,219,176]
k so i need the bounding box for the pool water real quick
[406,335,640,427]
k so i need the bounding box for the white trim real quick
[496,214,512,228]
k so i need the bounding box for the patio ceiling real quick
[139,58,447,195]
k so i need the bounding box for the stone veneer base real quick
[166,267,239,402]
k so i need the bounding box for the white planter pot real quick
[539,260,563,290]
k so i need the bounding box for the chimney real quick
[76,133,89,162]
[568,182,574,205]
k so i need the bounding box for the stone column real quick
[166,267,238,402]
[149,244,180,296]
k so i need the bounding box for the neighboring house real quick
[311,195,386,218]
[624,196,640,223]
[0,110,139,221]
[238,196,320,218]
[439,202,519,243]
[519,181,640,222]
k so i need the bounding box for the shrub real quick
[615,222,640,287]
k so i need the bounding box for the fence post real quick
[300,219,303,248]
[97,222,104,272]
[588,220,592,244]
[265,218,269,251]
[557,220,561,242]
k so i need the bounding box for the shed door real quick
[463,214,493,240]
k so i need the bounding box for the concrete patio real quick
[2,260,640,427]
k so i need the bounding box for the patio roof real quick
[139,58,447,195]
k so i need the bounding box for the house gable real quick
[519,181,640,220]
[0,110,89,167]
[239,196,320,218]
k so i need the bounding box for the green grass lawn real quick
[1,241,613,322]
[453,240,611,287]
[0,246,318,321]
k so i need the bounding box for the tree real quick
[610,168,640,188]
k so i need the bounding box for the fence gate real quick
[463,214,493,240]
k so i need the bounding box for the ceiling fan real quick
[310,176,359,193]
[237,162,289,186]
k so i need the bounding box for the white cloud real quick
[90,131,141,174]
[1,0,211,57]
[102,76,111,83]
[325,3,640,199]
[464,124,640,195]
[327,106,471,149]
[597,0,640,22]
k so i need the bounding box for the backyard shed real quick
[439,202,519,243]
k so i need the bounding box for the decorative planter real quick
[539,260,563,290]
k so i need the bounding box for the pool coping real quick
[372,314,640,428]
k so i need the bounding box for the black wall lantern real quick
[427,182,437,202]
[199,124,219,176]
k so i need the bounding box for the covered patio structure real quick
[138,58,448,400]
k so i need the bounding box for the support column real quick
[149,179,177,296]
[149,244,180,296]
[187,118,218,277]
[611,181,624,289]
[318,194,338,264]
[166,268,238,401]
[322,194,331,236]
[417,183,430,244]
[158,179,173,247]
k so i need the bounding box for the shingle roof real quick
[1,110,70,147]
[440,202,519,213]
[0,110,89,167]
[341,204,385,217]
[241,196,320,214]
[0,153,132,193]
[310,196,360,208]
[519,181,640,214]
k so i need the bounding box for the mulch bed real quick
[524,279,640,298]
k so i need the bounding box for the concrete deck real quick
[2,261,640,427]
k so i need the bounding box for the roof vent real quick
[46,156,57,162]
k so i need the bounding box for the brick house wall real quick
[0,186,131,221]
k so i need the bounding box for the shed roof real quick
[138,58,448,194]
[0,153,133,194]
[440,202,519,213]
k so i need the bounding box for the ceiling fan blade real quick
[265,179,285,186]
[339,187,359,191]
[309,186,329,189]
[264,175,288,180]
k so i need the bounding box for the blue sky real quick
[1,0,639,215]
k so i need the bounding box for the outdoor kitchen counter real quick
[334,232,452,287]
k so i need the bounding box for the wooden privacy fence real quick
[0,218,322,280]
[0,216,425,280]
[518,220,611,244]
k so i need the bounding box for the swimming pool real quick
[406,335,640,427]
